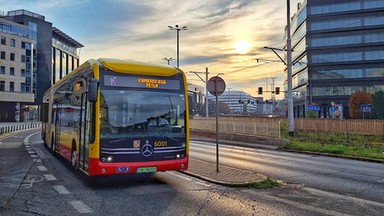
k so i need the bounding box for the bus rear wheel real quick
[71,143,78,169]
[51,135,57,156]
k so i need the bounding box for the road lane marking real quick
[53,185,70,194]
[24,131,40,144]
[37,165,48,171]
[43,174,57,181]
[33,158,42,163]
[69,200,94,213]
[303,187,384,208]
[31,154,38,158]
[247,190,350,216]
[32,141,44,144]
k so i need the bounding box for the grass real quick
[282,132,384,160]
[247,178,282,189]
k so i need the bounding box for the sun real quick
[233,40,251,54]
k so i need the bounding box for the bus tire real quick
[51,134,57,156]
[71,142,78,169]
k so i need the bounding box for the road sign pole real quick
[207,76,225,173]
[216,92,219,173]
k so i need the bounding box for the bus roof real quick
[98,58,180,76]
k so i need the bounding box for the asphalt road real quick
[1,130,384,215]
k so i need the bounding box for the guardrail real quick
[0,122,41,135]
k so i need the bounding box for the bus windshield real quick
[100,89,186,138]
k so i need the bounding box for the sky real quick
[1,0,301,99]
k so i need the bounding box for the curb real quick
[180,170,268,187]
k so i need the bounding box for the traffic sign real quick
[360,104,372,112]
[207,76,226,96]
[306,105,320,111]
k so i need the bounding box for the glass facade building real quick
[288,0,384,118]
[0,10,83,121]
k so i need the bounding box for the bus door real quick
[79,92,90,171]
[54,102,62,153]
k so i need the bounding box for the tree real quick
[349,91,372,119]
[208,101,230,115]
[372,90,384,119]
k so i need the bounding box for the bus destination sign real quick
[104,75,180,90]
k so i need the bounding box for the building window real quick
[21,69,25,77]
[10,53,15,61]
[1,36,5,45]
[10,67,15,75]
[9,82,14,92]
[21,42,31,49]
[0,51,5,60]
[0,81,4,91]
[21,55,26,62]
[0,66,5,74]
[10,39,15,47]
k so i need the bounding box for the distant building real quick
[287,0,384,118]
[208,90,258,115]
[0,9,83,122]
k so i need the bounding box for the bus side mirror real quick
[88,78,99,102]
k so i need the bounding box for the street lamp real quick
[162,57,174,65]
[168,25,187,68]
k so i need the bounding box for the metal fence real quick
[0,122,41,135]
[190,117,384,137]
[190,117,282,138]
[294,118,384,135]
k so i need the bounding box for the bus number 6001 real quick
[154,141,168,147]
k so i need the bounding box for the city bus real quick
[41,58,189,176]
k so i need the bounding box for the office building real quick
[208,90,259,115]
[0,9,83,121]
[288,0,384,118]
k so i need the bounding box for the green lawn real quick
[283,140,384,160]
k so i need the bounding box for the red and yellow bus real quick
[41,58,189,176]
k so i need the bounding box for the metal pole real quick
[215,84,219,172]
[176,28,180,68]
[205,67,209,119]
[287,0,294,136]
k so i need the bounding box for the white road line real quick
[247,190,350,216]
[53,185,70,194]
[33,158,42,163]
[69,200,94,214]
[31,141,44,144]
[43,174,57,181]
[31,155,38,158]
[303,187,384,208]
[37,165,48,171]
[27,151,35,154]
[24,131,40,144]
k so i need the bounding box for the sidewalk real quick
[182,158,266,187]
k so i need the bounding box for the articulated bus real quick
[41,58,189,176]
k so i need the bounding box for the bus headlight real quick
[106,156,113,162]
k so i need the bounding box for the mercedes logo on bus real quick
[141,143,153,157]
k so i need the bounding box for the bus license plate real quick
[137,167,157,173]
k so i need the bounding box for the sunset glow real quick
[233,40,251,54]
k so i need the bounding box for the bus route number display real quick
[104,75,180,90]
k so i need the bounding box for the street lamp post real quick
[168,25,187,68]
[162,57,174,65]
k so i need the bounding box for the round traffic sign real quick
[207,76,226,96]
